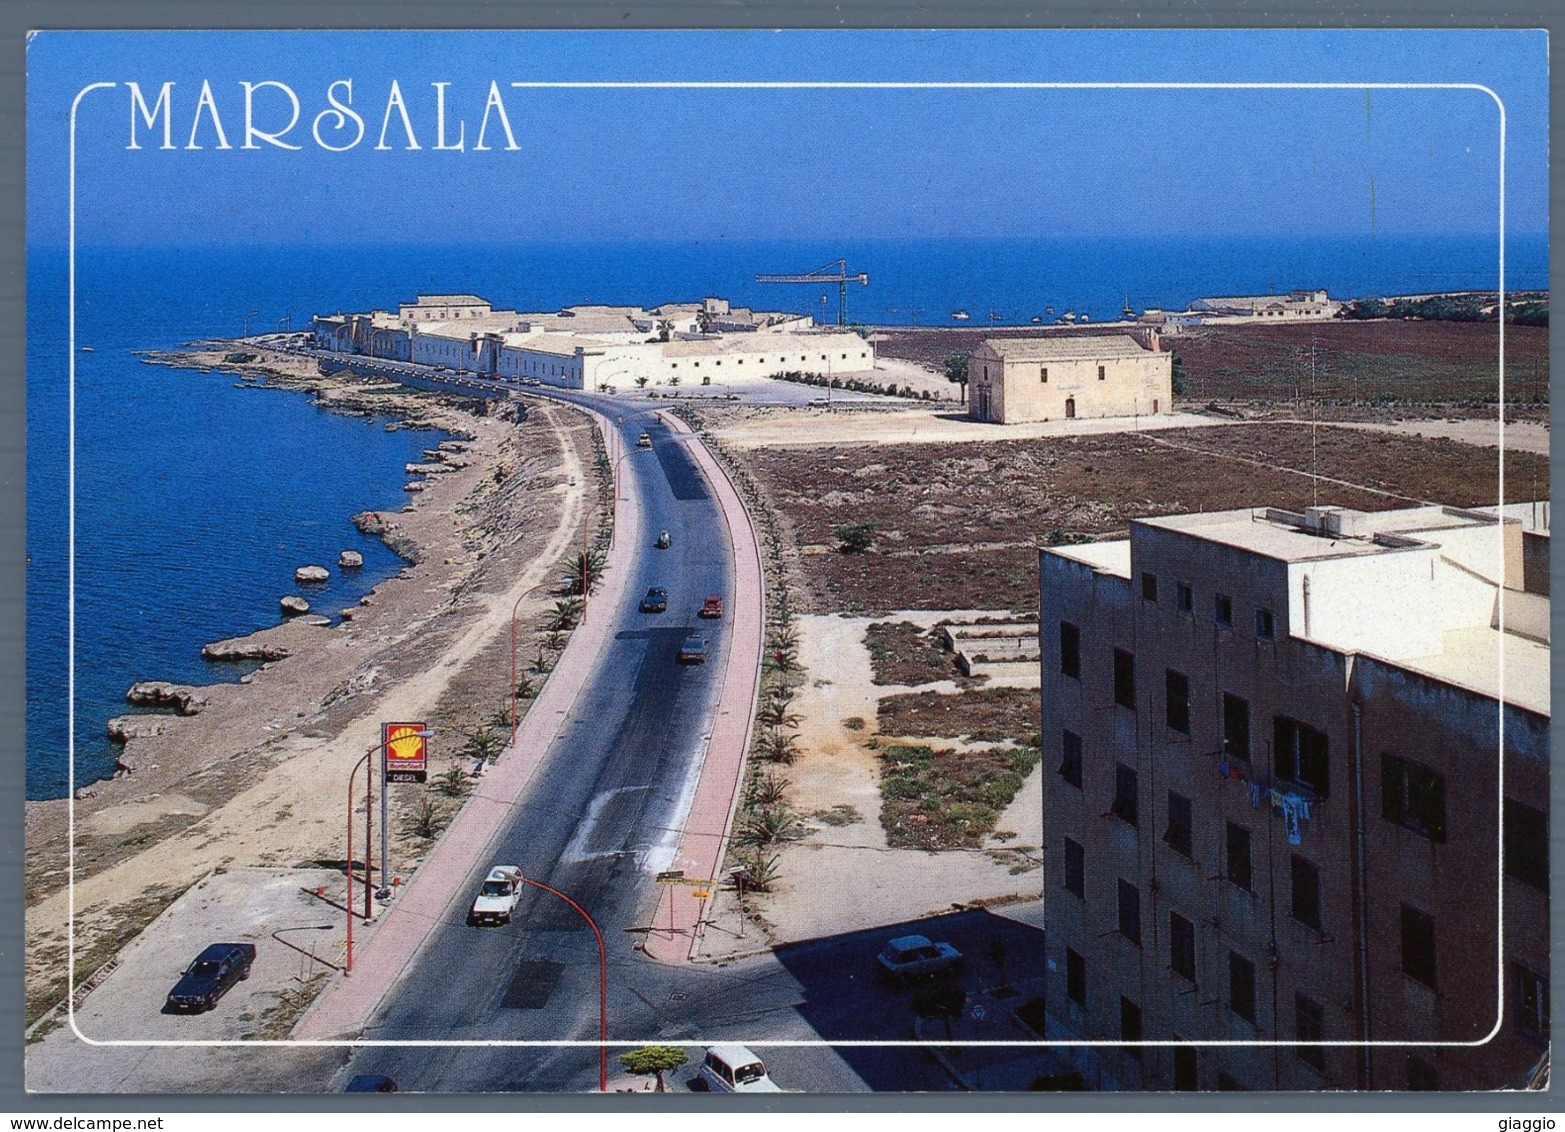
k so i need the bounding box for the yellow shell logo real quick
[387,726,425,762]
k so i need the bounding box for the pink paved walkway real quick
[293,409,643,1040]
[641,412,765,962]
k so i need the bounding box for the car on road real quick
[698,596,724,619]
[678,635,708,664]
[639,587,669,613]
[165,943,256,1012]
[344,1074,399,1092]
[698,1044,781,1093]
[876,934,963,982]
[637,431,653,448]
[468,865,525,926]
[655,530,671,549]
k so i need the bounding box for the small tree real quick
[942,354,970,405]
[433,763,472,798]
[617,1045,688,1093]
[834,522,876,554]
[464,726,504,763]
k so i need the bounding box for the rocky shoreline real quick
[25,337,605,1024]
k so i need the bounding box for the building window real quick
[1117,879,1141,945]
[1113,649,1136,709]
[1040,366,1049,383]
[1229,951,1257,1023]
[1174,1046,1198,1091]
[1504,799,1548,891]
[1255,607,1276,640]
[1169,911,1196,982]
[1275,717,1330,797]
[1112,764,1139,827]
[1165,670,1190,733]
[1400,904,1437,989]
[1175,582,1193,614]
[1059,622,1081,679]
[1058,730,1083,788]
[1223,694,1250,761]
[1164,791,1193,857]
[1063,838,1085,899]
[1120,997,1143,1059]
[1295,995,1325,1071]
[1290,855,1321,930]
[1517,966,1550,1044]
[1382,755,1447,843]
[1226,822,1252,892]
[1066,948,1086,1005]
[1098,365,1106,380]
[1141,572,1158,602]
[1406,1057,1440,1091]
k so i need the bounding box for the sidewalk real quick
[293,406,643,1040]
[640,411,766,962]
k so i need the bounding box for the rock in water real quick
[107,715,168,742]
[125,681,208,715]
[338,550,363,569]
[351,511,389,536]
[280,595,311,616]
[295,565,330,584]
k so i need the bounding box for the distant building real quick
[1191,289,1342,321]
[1039,503,1550,1091]
[967,331,1171,424]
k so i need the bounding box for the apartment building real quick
[1040,504,1549,1091]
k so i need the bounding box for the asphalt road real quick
[341,399,750,1091]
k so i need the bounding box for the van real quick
[698,1044,780,1093]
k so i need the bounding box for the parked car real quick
[344,1074,399,1093]
[640,587,669,613]
[698,1044,781,1093]
[468,865,525,926]
[698,595,724,619]
[678,635,708,664]
[876,934,963,982]
[165,943,256,1012]
[637,431,653,448]
[655,530,671,549]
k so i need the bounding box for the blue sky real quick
[26,30,1548,246]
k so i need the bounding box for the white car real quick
[468,865,524,926]
[698,1044,781,1093]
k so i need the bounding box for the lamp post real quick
[518,877,609,1092]
[344,727,432,974]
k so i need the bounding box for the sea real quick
[25,234,1548,800]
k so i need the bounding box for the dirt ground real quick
[726,421,1547,613]
[721,613,1041,947]
[25,347,606,1030]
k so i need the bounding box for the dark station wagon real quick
[640,587,669,614]
[678,635,708,664]
[165,943,256,1012]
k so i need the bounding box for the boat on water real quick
[951,310,970,321]
[79,345,94,352]
[1063,310,1077,322]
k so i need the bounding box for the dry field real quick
[873,319,1549,411]
[739,422,1545,612]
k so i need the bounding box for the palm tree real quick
[756,729,800,764]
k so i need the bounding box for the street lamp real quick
[344,727,433,974]
[518,876,609,1092]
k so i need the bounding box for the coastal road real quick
[334,398,792,1092]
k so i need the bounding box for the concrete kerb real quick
[639,411,766,963]
[291,401,639,1041]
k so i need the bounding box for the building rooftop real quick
[1134,505,1504,565]
[1385,625,1551,717]
[1047,540,1131,578]
[410,294,488,305]
[982,334,1151,361]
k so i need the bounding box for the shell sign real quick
[382,721,428,783]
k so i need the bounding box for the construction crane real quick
[754,258,869,326]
